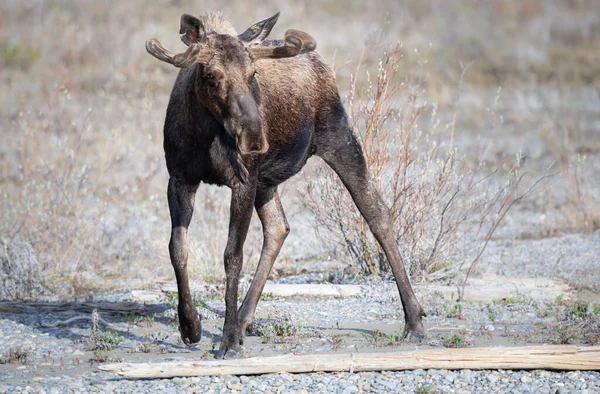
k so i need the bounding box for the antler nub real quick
[285,29,316,53]
[145,39,204,68]
[249,29,317,60]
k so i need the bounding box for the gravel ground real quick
[2,369,600,393]
[1,231,599,393]
[483,232,600,292]
[2,266,599,393]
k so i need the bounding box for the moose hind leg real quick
[318,129,425,340]
[167,178,202,345]
[239,187,289,333]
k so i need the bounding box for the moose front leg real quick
[167,178,201,345]
[238,187,289,333]
[217,180,257,358]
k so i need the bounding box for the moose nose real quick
[232,94,262,133]
[231,94,268,155]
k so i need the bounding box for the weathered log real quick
[99,346,600,378]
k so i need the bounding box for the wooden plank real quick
[99,346,600,378]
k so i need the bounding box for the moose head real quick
[146,13,316,156]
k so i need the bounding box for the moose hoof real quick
[180,331,202,347]
[178,304,202,346]
[402,329,425,343]
[401,321,426,343]
[179,321,202,346]
[214,344,242,359]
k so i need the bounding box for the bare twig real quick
[459,164,558,300]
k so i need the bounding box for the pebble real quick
[487,374,499,383]
[566,371,580,380]
[445,372,457,383]
[280,373,294,382]
[227,382,242,391]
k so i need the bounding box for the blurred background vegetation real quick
[1,0,598,297]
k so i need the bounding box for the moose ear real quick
[180,14,206,46]
[238,12,280,44]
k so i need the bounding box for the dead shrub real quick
[300,46,554,283]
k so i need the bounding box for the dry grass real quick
[0,0,598,296]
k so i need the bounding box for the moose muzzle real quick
[226,94,269,155]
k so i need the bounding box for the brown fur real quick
[147,12,425,358]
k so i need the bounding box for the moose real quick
[146,11,424,358]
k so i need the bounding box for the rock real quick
[0,240,47,300]
[487,375,499,384]
[130,290,162,303]
[279,373,294,382]
[173,377,190,387]
[566,371,580,380]
[445,372,457,383]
